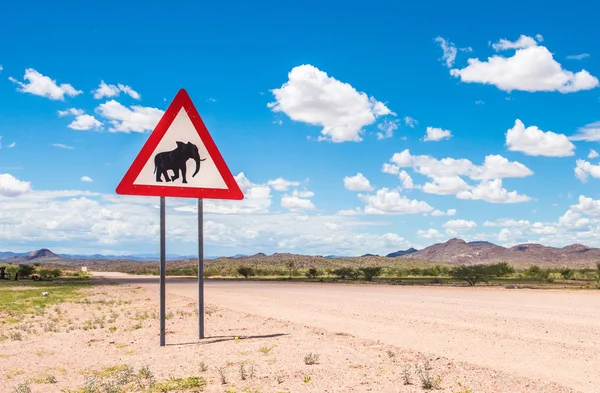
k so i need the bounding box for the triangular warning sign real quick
[116,89,244,200]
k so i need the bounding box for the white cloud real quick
[492,34,539,51]
[469,155,534,180]
[0,65,3,73]
[9,68,82,100]
[588,149,599,159]
[574,159,600,182]
[475,100,485,105]
[457,179,531,203]
[267,64,396,143]
[266,178,301,191]
[444,219,477,230]
[505,119,575,157]
[336,207,362,216]
[344,173,374,191]
[569,121,600,142]
[566,53,590,60]
[376,120,399,139]
[92,81,141,100]
[424,127,452,142]
[417,228,444,238]
[358,188,434,215]
[7,142,16,148]
[0,173,31,197]
[281,190,315,211]
[81,176,94,183]
[381,164,414,189]
[68,114,103,131]
[95,100,164,133]
[404,116,417,128]
[431,208,457,217]
[450,35,599,93]
[58,108,103,131]
[434,37,457,68]
[52,143,74,150]
[422,176,471,195]
[58,108,84,117]
[387,149,532,181]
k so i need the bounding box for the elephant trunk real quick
[191,148,201,177]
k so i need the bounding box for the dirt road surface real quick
[97,273,600,392]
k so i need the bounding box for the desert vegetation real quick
[107,260,600,289]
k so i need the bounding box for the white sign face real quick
[133,108,228,189]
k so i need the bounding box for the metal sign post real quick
[115,89,243,347]
[198,198,204,339]
[159,197,166,346]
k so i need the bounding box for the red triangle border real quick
[115,89,244,200]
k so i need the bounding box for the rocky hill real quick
[386,247,418,258]
[402,238,600,267]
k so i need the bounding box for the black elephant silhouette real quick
[153,141,207,183]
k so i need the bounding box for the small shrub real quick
[304,353,320,365]
[359,267,382,281]
[305,268,319,279]
[416,361,441,390]
[12,381,31,393]
[199,362,208,372]
[401,364,412,385]
[217,367,227,385]
[450,265,492,286]
[237,266,255,279]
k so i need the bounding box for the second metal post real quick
[198,198,204,339]
[159,196,166,347]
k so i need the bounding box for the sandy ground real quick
[1,273,598,393]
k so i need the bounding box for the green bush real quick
[305,268,319,279]
[450,265,492,286]
[237,266,255,278]
[359,267,382,281]
[331,267,355,280]
[487,262,515,278]
[560,268,574,280]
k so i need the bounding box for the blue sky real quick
[2,1,600,256]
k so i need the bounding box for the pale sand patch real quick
[0,276,580,392]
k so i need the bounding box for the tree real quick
[18,264,35,279]
[237,266,255,278]
[596,263,600,284]
[286,262,295,280]
[5,265,20,281]
[332,267,354,280]
[560,268,574,280]
[305,268,319,279]
[487,262,515,278]
[450,265,492,286]
[359,267,382,281]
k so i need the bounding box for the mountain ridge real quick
[3,238,600,268]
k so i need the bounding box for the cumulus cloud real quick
[281,189,316,211]
[424,127,452,142]
[404,116,417,128]
[386,149,532,181]
[505,119,575,156]
[358,188,434,215]
[588,149,599,159]
[58,108,103,131]
[0,173,32,197]
[92,81,141,100]
[450,35,599,93]
[431,209,457,217]
[267,64,396,142]
[569,121,600,142]
[266,178,301,191]
[457,179,531,203]
[381,164,414,189]
[344,173,374,191]
[422,176,471,195]
[9,68,82,100]
[95,100,164,133]
[417,228,444,238]
[575,159,600,182]
[81,176,93,183]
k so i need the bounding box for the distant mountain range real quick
[2,238,600,268]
